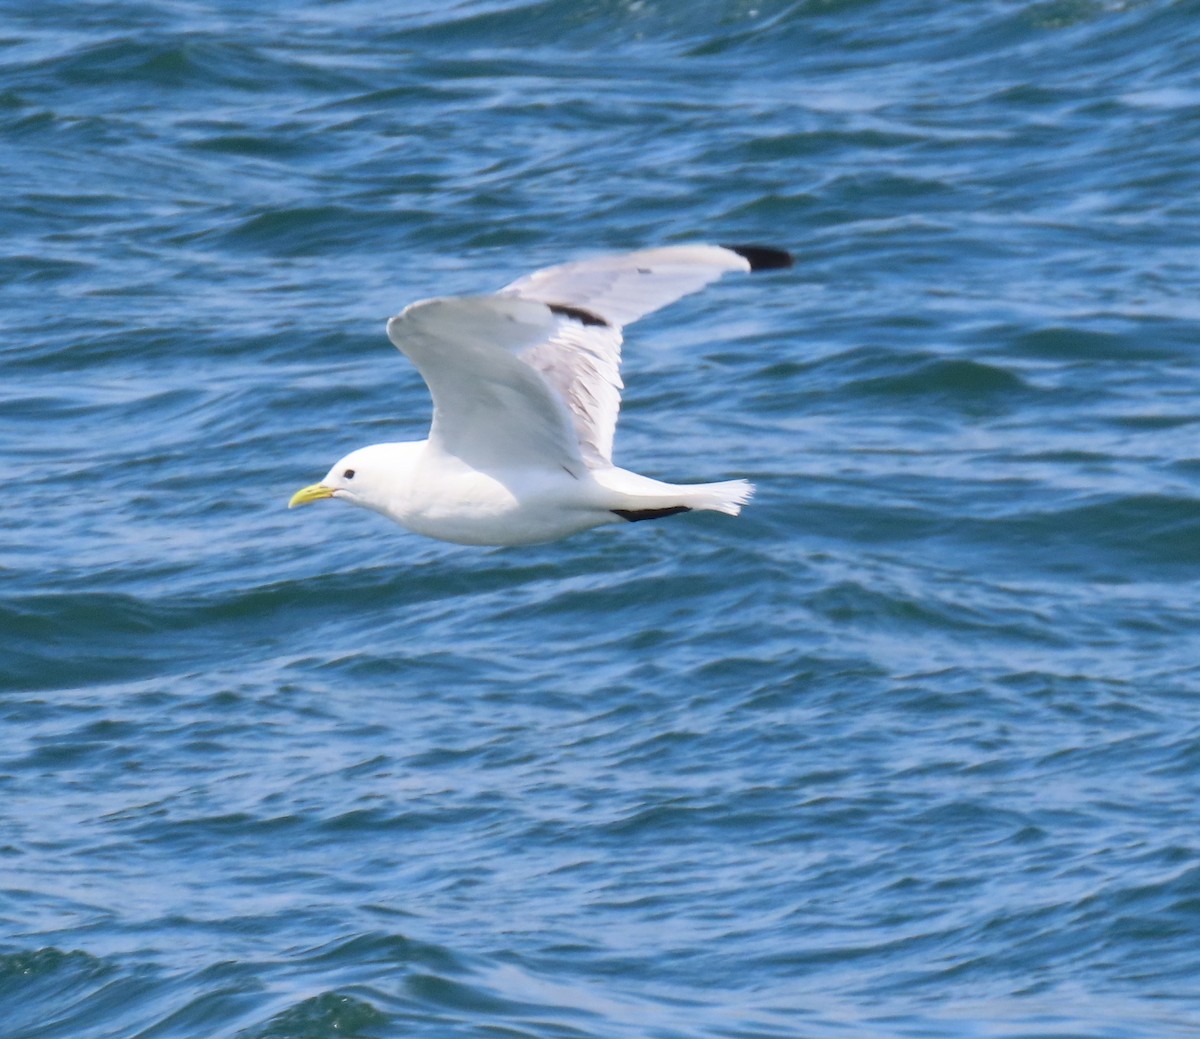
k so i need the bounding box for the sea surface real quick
[4,1,1200,1035]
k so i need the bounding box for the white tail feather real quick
[674,478,755,516]
[593,467,754,517]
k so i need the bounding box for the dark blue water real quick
[5,1,1200,1035]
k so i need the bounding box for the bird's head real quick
[288,443,410,516]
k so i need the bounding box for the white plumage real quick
[289,243,791,546]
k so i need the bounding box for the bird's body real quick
[290,243,791,546]
[321,440,755,547]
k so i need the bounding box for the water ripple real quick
[4,0,1200,1036]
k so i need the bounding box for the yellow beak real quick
[288,483,335,509]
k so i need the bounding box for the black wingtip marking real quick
[722,244,794,271]
[612,506,693,523]
[548,302,610,327]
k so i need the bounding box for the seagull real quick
[289,243,792,546]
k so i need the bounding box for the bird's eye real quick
[343,468,355,479]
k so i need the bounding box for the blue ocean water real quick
[4,0,1200,1034]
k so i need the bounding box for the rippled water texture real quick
[4,0,1200,1035]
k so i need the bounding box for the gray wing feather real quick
[386,245,780,472]
[499,245,755,467]
[386,296,584,473]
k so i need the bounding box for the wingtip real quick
[721,244,794,271]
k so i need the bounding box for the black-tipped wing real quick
[499,244,791,466]
[384,245,792,472]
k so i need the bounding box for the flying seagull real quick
[289,243,792,546]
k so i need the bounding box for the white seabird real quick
[289,243,792,546]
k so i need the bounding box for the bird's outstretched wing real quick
[385,244,791,472]
[500,244,791,467]
[386,295,586,474]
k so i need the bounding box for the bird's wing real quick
[386,295,588,474]
[386,245,792,474]
[498,244,792,467]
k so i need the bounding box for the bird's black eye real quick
[343,468,355,479]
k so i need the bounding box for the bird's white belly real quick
[384,464,615,546]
